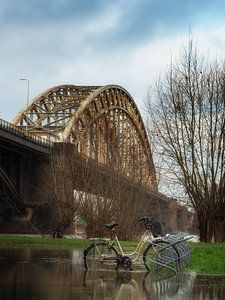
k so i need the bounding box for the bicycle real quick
[83,216,179,272]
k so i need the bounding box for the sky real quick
[1,0,225,122]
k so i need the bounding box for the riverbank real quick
[0,234,136,250]
[0,234,89,250]
[0,235,225,274]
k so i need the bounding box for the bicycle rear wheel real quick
[143,240,179,272]
[84,241,119,270]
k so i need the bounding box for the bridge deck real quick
[0,119,52,153]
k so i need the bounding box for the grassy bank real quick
[187,242,225,274]
[0,235,225,274]
[0,235,135,251]
[0,235,89,250]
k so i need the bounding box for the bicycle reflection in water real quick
[83,270,196,300]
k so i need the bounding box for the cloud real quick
[0,0,110,26]
[1,1,225,44]
[1,0,225,122]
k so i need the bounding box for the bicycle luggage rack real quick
[150,233,192,273]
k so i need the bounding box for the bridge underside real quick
[0,119,52,232]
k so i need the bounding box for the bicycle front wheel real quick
[84,241,119,270]
[143,240,179,272]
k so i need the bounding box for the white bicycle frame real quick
[112,229,154,263]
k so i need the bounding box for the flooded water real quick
[0,248,225,299]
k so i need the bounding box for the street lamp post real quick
[20,78,30,110]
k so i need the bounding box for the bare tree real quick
[78,145,152,240]
[48,143,83,237]
[146,42,225,242]
[40,138,150,240]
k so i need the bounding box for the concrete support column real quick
[161,198,177,234]
[150,202,161,222]
[177,207,188,232]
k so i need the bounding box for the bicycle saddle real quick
[106,223,118,230]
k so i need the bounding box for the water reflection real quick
[0,248,225,299]
[83,270,197,299]
[143,272,196,299]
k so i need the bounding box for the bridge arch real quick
[12,84,156,189]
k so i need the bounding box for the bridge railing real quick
[0,118,53,148]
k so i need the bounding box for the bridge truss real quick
[12,85,156,190]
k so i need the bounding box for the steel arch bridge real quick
[12,84,157,190]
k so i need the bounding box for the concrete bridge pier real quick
[160,198,178,234]
[177,206,189,232]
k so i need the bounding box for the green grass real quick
[0,235,90,251]
[0,235,135,251]
[1,235,225,274]
[186,242,225,274]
